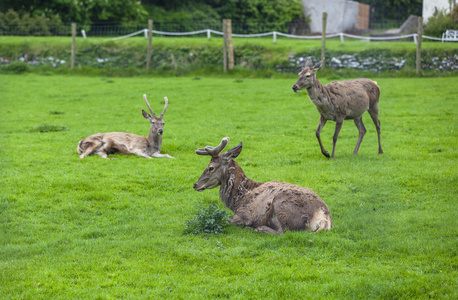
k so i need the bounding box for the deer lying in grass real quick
[193,137,332,234]
[77,94,173,159]
[292,58,383,159]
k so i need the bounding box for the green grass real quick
[0,74,457,299]
[2,35,458,52]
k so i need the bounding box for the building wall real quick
[423,0,455,22]
[302,0,359,34]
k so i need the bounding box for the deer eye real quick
[208,166,215,172]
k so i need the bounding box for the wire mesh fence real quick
[0,20,312,37]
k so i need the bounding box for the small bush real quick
[184,203,230,235]
[424,7,458,37]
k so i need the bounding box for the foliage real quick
[0,9,65,36]
[184,203,231,234]
[425,6,458,37]
[1,0,303,27]
[211,0,303,23]
[0,36,456,77]
[0,0,148,24]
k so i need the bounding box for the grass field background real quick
[0,73,457,298]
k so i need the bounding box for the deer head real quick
[193,137,242,191]
[292,58,322,92]
[141,94,168,135]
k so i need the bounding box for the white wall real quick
[423,0,455,22]
[302,0,359,33]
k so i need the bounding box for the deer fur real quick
[292,58,383,159]
[77,94,173,159]
[193,137,332,234]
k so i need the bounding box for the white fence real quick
[100,28,452,44]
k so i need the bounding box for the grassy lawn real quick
[0,73,457,299]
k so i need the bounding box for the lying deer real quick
[77,94,173,159]
[193,137,332,234]
[292,58,383,159]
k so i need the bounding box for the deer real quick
[77,94,173,159]
[193,137,332,234]
[292,58,383,159]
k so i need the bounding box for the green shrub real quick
[424,7,458,37]
[184,203,230,235]
[0,9,64,36]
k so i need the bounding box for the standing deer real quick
[193,137,332,234]
[292,58,383,159]
[77,94,173,159]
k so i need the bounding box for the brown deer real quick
[292,58,383,159]
[193,137,332,234]
[77,94,173,159]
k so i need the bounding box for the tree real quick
[0,0,148,24]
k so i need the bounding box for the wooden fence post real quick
[223,19,228,72]
[321,12,327,70]
[147,19,153,71]
[226,19,234,70]
[416,17,423,75]
[71,23,76,68]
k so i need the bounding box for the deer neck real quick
[306,76,328,105]
[147,129,162,152]
[219,161,263,212]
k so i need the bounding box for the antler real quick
[143,94,156,117]
[160,97,168,119]
[196,137,230,158]
[305,58,313,67]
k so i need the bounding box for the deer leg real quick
[94,150,109,159]
[132,150,152,159]
[368,105,383,154]
[79,145,99,159]
[151,152,174,158]
[353,117,366,155]
[331,118,344,159]
[316,115,330,158]
[254,226,283,234]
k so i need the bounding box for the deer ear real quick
[223,142,242,162]
[314,60,322,70]
[305,58,313,67]
[142,110,152,120]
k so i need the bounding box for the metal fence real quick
[0,20,410,37]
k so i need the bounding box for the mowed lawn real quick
[0,74,456,299]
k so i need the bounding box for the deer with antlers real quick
[77,94,173,159]
[292,58,383,159]
[193,137,332,234]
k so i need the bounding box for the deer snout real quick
[193,182,204,191]
[292,84,299,92]
[158,129,163,135]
